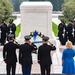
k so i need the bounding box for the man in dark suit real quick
[3,34,19,75]
[38,36,56,75]
[19,35,37,75]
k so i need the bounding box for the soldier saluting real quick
[3,34,19,75]
[38,36,56,75]
[19,35,37,75]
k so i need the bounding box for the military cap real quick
[9,19,13,24]
[2,19,5,22]
[24,35,31,40]
[42,36,49,41]
[69,20,74,23]
[61,20,65,23]
[0,21,4,24]
[73,19,75,22]
[8,34,14,38]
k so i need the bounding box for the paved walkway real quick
[0,40,62,74]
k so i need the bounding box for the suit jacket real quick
[3,42,19,64]
[38,44,56,65]
[19,43,37,66]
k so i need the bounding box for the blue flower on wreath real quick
[29,30,44,40]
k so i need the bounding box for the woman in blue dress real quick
[62,41,75,75]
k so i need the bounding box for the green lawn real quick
[15,24,21,37]
[52,22,58,37]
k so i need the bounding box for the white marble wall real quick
[19,2,56,44]
[20,2,53,37]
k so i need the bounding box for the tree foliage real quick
[0,0,13,21]
[50,0,64,11]
[11,0,20,11]
[62,0,75,20]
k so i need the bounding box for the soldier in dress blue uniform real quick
[0,20,7,45]
[7,19,16,40]
[38,36,56,75]
[19,35,37,75]
[1,19,7,44]
[67,20,75,45]
[3,34,19,75]
[58,20,68,45]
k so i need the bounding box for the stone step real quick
[0,74,62,75]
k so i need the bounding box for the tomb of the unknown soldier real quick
[19,2,56,45]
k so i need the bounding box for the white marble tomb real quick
[19,2,56,44]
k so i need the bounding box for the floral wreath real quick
[29,30,44,38]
